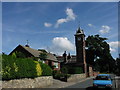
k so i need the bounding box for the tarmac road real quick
[65,74,117,89]
[115,76,120,89]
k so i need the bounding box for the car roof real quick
[97,74,110,76]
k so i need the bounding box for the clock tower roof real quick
[75,27,84,35]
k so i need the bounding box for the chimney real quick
[63,51,67,63]
[67,53,71,60]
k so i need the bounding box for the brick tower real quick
[74,27,87,75]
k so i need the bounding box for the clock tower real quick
[74,27,87,74]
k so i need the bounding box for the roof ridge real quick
[17,45,58,61]
[19,45,41,57]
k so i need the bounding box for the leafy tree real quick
[39,52,47,60]
[14,51,26,58]
[38,49,47,53]
[115,58,120,75]
[86,35,115,73]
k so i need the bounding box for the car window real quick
[95,76,110,80]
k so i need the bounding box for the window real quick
[54,62,58,68]
[42,60,45,63]
[95,76,110,80]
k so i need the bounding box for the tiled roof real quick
[56,56,64,62]
[46,53,58,62]
[56,55,76,63]
[20,45,42,57]
[67,56,76,63]
[12,45,58,61]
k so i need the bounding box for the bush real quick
[2,55,42,80]
[15,58,38,79]
[39,62,52,76]
[52,70,70,82]
[53,70,61,79]
[12,51,26,58]
[61,67,68,74]
[65,66,83,74]
[34,61,42,77]
[74,67,83,74]
[2,55,16,80]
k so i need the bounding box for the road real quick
[65,75,118,89]
[115,76,120,88]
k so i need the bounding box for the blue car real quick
[93,74,113,88]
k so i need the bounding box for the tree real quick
[115,58,120,75]
[13,51,26,58]
[86,35,115,73]
[39,52,47,60]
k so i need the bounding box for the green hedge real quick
[2,55,42,80]
[52,70,71,82]
[61,67,68,74]
[63,66,83,74]
[73,67,83,74]
[39,61,52,76]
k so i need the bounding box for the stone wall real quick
[2,76,53,88]
[93,72,100,76]
[68,73,86,82]
[89,66,94,77]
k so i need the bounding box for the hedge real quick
[2,55,42,80]
[34,61,42,76]
[39,61,52,76]
[63,66,83,74]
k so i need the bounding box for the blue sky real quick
[2,2,119,58]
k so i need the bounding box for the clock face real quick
[78,37,81,41]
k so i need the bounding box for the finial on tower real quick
[76,20,83,33]
[78,21,80,28]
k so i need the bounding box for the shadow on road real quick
[86,86,112,90]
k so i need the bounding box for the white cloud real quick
[108,41,120,48]
[49,37,75,55]
[88,24,93,27]
[55,8,76,28]
[99,25,111,34]
[66,8,76,21]
[44,22,52,27]
[108,41,120,53]
[110,48,116,52]
[55,19,67,28]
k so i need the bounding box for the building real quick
[57,27,92,77]
[9,44,60,71]
[74,27,87,76]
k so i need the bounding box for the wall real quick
[89,66,93,77]
[2,76,53,88]
[93,72,100,76]
[68,73,86,82]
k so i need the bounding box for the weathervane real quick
[78,21,80,28]
[25,40,30,47]
[27,40,29,45]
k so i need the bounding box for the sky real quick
[2,2,119,58]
